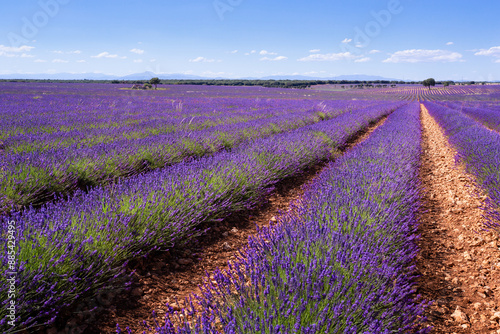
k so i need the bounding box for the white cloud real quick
[0,45,35,57]
[52,59,69,63]
[130,48,144,54]
[474,46,500,58]
[34,59,46,63]
[369,49,381,54]
[21,53,34,58]
[341,38,352,44]
[495,59,500,63]
[298,52,360,62]
[53,50,81,54]
[133,59,143,63]
[354,57,370,63]
[189,56,216,63]
[91,52,119,58]
[76,60,86,63]
[0,45,34,53]
[260,56,288,61]
[250,50,256,54]
[260,50,277,55]
[446,42,454,46]
[230,50,238,54]
[382,49,463,63]
[309,49,321,53]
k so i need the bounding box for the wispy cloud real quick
[354,57,370,63]
[0,45,34,53]
[341,38,352,44]
[189,56,216,63]
[53,50,81,54]
[309,49,321,53]
[0,45,35,57]
[230,50,238,54]
[76,60,86,63]
[52,59,69,63]
[133,59,143,63]
[474,46,500,59]
[368,49,381,54]
[130,48,144,54]
[91,52,120,58]
[446,42,454,46]
[260,56,288,61]
[382,49,463,63]
[34,59,46,63]
[259,50,277,55]
[298,52,361,62]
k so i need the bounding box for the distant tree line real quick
[0,78,489,88]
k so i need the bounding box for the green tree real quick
[422,78,436,90]
[149,77,160,89]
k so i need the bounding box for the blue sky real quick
[1,0,499,80]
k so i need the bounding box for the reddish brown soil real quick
[417,104,500,333]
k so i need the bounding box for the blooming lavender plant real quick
[437,101,500,133]
[1,83,391,212]
[136,102,428,333]
[0,93,403,331]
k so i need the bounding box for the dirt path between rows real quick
[85,117,389,334]
[417,104,500,333]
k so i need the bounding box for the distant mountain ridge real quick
[0,71,401,81]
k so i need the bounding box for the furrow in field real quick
[416,104,500,333]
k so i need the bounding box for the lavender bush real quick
[140,102,428,333]
[0,93,403,331]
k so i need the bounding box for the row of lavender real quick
[0,100,404,331]
[434,101,500,133]
[143,102,427,333]
[1,95,329,150]
[1,82,382,144]
[423,102,500,229]
[1,93,382,212]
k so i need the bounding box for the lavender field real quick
[2,82,500,333]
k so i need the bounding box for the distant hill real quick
[0,72,400,81]
[244,74,399,81]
